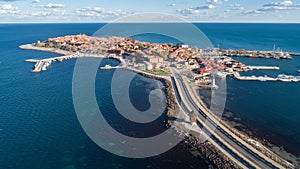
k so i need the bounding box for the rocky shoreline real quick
[122,69,241,169]
[199,91,299,168]
[222,114,300,168]
[185,134,242,169]
[152,77,240,169]
[19,44,71,55]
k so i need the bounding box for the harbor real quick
[25,54,80,72]
[18,34,300,169]
[233,72,300,82]
[219,45,300,60]
[25,53,125,73]
[289,52,300,56]
[248,66,280,70]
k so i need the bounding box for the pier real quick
[236,75,278,82]
[25,59,40,63]
[248,66,279,70]
[100,65,121,70]
[289,52,300,56]
[26,54,78,72]
[221,48,292,60]
[31,60,50,72]
[233,72,300,82]
[25,53,125,73]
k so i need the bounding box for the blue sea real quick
[0,23,300,168]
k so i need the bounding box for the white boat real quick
[277,74,299,82]
[258,77,266,81]
[279,79,292,82]
[100,64,112,70]
[278,74,289,78]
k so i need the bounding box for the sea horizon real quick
[2,22,300,24]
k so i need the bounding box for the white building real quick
[149,56,163,63]
[181,44,189,49]
[137,63,146,70]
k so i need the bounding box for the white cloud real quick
[207,0,219,4]
[208,4,215,9]
[243,0,300,15]
[32,0,40,3]
[0,0,20,2]
[1,4,14,10]
[242,10,264,15]
[207,0,230,5]
[0,4,19,15]
[265,0,300,10]
[30,8,66,17]
[282,0,293,5]
[75,7,130,18]
[230,4,244,11]
[36,3,64,9]
[177,4,216,16]
[264,0,294,7]
[0,3,69,19]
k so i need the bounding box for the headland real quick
[20,34,297,169]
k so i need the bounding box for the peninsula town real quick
[20,34,298,169]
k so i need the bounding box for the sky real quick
[0,0,300,22]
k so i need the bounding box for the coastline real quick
[135,68,243,169]
[19,43,296,168]
[175,74,295,168]
[19,44,72,55]
[222,111,300,167]
[198,89,300,168]
[20,43,237,168]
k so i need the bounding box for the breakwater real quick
[21,44,126,72]
[221,48,292,60]
[233,72,300,82]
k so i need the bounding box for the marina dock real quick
[236,75,278,82]
[221,46,293,60]
[25,59,40,63]
[289,52,300,56]
[233,72,300,82]
[26,54,78,72]
[100,65,121,70]
[25,54,124,73]
[248,66,279,70]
